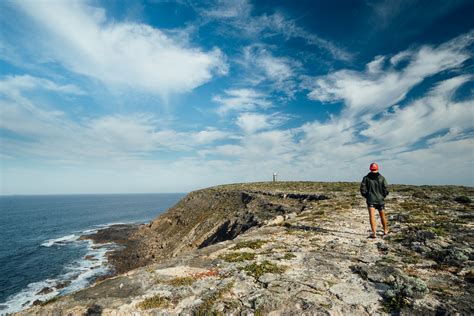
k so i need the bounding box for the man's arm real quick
[360,177,368,197]
[382,177,389,197]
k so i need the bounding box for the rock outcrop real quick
[21,182,473,315]
[103,183,329,274]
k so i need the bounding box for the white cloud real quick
[3,70,474,194]
[366,56,385,73]
[260,12,352,61]
[0,77,229,161]
[236,113,270,134]
[202,129,297,163]
[191,128,229,144]
[212,88,272,114]
[198,1,351,61]
[236,112,288,134]
[361,75,473,150]
[241,130,297,161]
[13,0,227,98]
[239,45,301,97]
[383,138,474,186]
[202,0,252,19]
[297,118,374,166]
[0,74,84,95]
[308,31,473,117]
[259,53,293,83]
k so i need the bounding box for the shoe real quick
[367,234,376,239]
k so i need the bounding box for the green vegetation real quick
[241,260,287,279]
[401,254,420,264]
[334,202,352,210]
[454,196,472,204]
[40,296,60,306]
[400,201,423,211]
[382,295,410,313]
[421,225,447,237]
[166,276,196,286]
[382,275,428,313]
[282,253,296,260]
[232,239,268,250]
[137,294,170,310]
[219,252,255,262]
[194,282,234,315]
[412,191,430,199]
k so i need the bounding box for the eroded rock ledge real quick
[21,182,473,315]
[102,183,330,274]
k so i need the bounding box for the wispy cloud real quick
[202,0,252,18]
[236,112,289,134]
[308,31,473,117]
[239,45,301,98]
[0,76,229,162]
[11,0,228,98]
[0,74,84,95]
[212,88,272,114]
[197,0,351,61]
[361,75,473,150]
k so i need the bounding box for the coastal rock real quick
[329,282,380,307]
[36,287,53,295]
[266,215,284,225]
[20,182,474,315]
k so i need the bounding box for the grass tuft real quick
[219,252,255,262]
[282,253,296,260]
[241,260,287,279]
[232,240,268,250]
[137,294,170,310]
[194,282,234,314]
[167,276,196,286]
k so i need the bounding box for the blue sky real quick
[0,0,473,194]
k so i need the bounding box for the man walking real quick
[360,163,389,239]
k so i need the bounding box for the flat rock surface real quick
[19,182,473,315]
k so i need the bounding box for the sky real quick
[0,0,473,194]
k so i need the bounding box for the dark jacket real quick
[360,172,389,205]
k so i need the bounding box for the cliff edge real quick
[21,182,473,315]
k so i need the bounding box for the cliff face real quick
[108,182,329,273]
[23,182,473,315]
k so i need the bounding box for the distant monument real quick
[272,172,278,182]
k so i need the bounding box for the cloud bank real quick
[13,0,228,98]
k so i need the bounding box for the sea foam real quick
[2,234,116,314]
[40,234,80,247]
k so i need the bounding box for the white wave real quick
[95,220,148,228]
[40,234,80,247]
[95,222,128,228]
[2,239,116,314]
[80,221,144,236]
[80,228,99,235]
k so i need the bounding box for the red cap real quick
[370,163,379,171]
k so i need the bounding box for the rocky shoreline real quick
[79,223,142,277]
[20,182,473,315]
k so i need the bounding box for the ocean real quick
[0,193,185,314]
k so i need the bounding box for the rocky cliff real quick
[21,182,473,315]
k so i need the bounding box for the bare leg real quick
[368,207,376,237]
[379,210,389,235]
